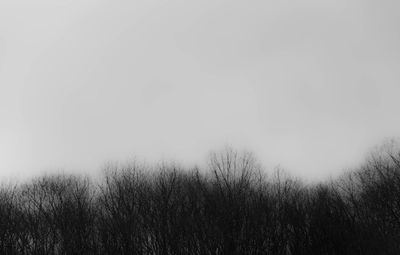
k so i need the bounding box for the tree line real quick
[0,146,399,254]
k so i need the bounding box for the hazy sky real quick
[1,0,400,180]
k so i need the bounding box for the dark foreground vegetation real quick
[1,147,400,255]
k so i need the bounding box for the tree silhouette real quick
[0,144,399,254]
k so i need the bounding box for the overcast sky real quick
[1,0,400,180]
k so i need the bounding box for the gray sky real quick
[1,0,400,180]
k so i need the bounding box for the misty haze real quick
[1,0,400,254]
